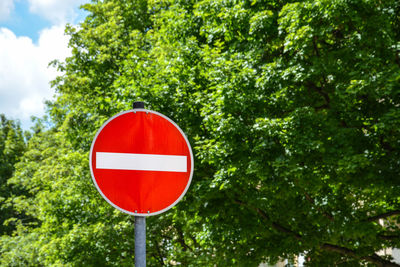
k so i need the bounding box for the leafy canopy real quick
[2,0,400,266]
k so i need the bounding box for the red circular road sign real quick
[89,109,193,216]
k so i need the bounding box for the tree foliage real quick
[0,115,26,236]
[2,0,400,266]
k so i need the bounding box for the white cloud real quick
[0,26,70,128]
[28,0,87,24]
[0,0,14,21]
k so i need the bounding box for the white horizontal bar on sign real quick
[96,152,187,172]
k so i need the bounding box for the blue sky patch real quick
[0,0,51,42]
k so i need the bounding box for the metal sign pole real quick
[133,101,146,267]
[135,216,146,267]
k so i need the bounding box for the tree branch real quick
[188,233,199,248]
[304,192,335,222]
[366,210,400,222]
[379,136,395,152]
[154,240,166,266]
[322,244,400,267]
[395,52,400,68]
[297,183,335,222]
[175,225,193,252]
[313,36,321,57]
[234,199,400,266]
[234,199,302,240]
[378,234,400,241]
[306,81,330,108]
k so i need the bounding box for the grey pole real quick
[135,216,146,267]
[133,101,146,267]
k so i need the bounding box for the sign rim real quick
[89,108,194,217]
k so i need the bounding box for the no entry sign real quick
[89,109,193,216]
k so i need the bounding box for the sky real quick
[0,0,89,130]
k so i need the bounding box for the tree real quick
[2,0,400,266]
[1,1,207,266]
[0,114,26,235]
[118,0,400,265]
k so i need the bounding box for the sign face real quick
[89,109,193,216]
